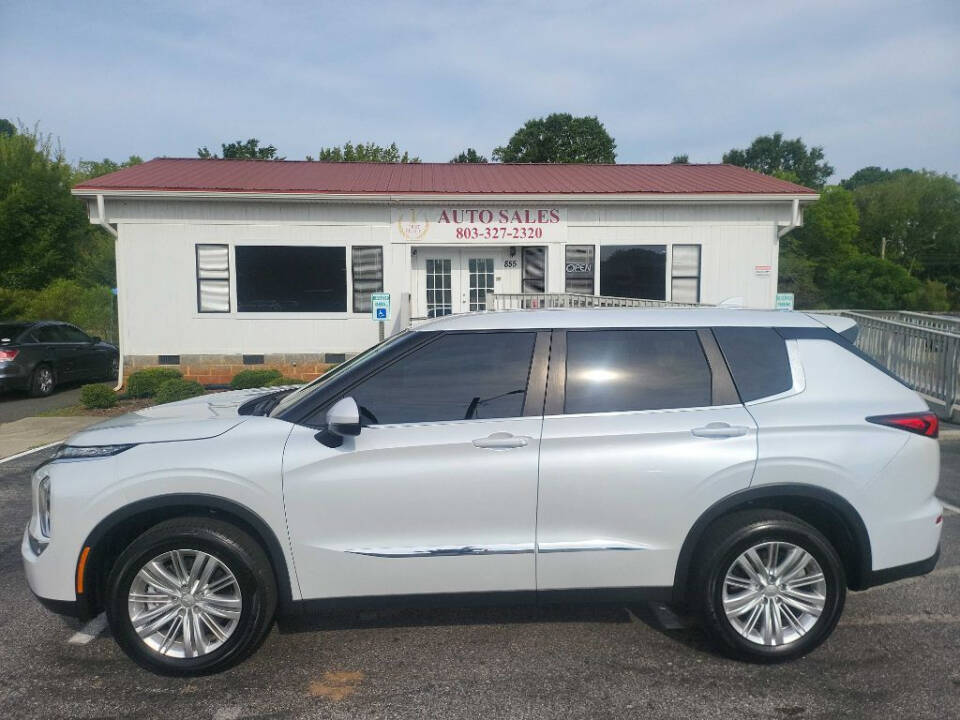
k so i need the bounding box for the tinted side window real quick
[36,326,67,343]
[347,332,536,424]
[565,330,712,413]
[59,326,90,343]
[712,327,792,402]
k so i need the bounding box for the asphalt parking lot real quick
[0,445,958,720]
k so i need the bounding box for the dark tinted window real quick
[712,327,792,402]
[565,329,712,413]
[0,323,31,344]
[59,326,90,343]
[348,332,536,424]
[599,245,666,300]
[36,326,67,343]
[236,246,346,312]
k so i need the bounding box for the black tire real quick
[105,355,119,382]
[29,364,55,397]
[105,518,278,676]
[692,509,845,663]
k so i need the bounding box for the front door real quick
[282,330,548,601]
[418,249,502,318]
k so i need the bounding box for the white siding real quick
[109,198,798,356]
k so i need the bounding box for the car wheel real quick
[107,356,119,381]
[105,518,278,676]
[693,509,845,663]
[29,364,56,397]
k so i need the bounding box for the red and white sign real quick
[393,207,566,244]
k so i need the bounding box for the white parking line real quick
[0,441,60,466]
[68,614,107,645]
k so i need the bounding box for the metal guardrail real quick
[852,310,960,335]
[831,311,959,420]
[489,293,704,310]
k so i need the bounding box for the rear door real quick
[34,325,77,381]
[536,328,758,593]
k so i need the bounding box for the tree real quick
[841,166,913,191]
[0,118,15,137]
[787,186,859,262]
[197,139,280,160]
[723,132,833,189]
[73,155,143,184]
[450,148,488,163]
[310,142,420,163]
[671,154,689,164]
[824,254,920,309]
[853,171,960,287]
[492,113,616,163]
[0,127,91,290]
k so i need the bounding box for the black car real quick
[0,321,119,396]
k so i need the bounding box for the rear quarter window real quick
[712,327,793,402]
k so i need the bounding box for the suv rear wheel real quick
[693,510,846,662]
[104,518,277,676]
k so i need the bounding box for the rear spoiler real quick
[806,313,859,343]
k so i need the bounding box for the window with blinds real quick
[196,244,230,312]
[522,247,546,293]
[352,246,384,313]
[671,244,701,303]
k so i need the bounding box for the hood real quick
[66,387,279,446]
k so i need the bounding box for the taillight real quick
[866,412,939,438]
[0,348,18,361]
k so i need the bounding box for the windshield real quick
[269,330,412,418]
[0,323,30,344]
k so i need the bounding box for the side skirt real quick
[284,586,673,616]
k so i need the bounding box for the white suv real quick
[23,309,942,675]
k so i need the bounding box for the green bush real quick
[265,376,306,387]
[154,378,205,404]
[79,383,117,409]
[230,369,283,389]
[126,368,183,397]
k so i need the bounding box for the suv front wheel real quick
[693,510,846,662]
[105,518,278,676]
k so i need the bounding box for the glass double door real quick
[420,249,501,318]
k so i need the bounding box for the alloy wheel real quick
[721,541,826,646]
[127,549,242,658]
[37,367,54,394]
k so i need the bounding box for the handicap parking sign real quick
[371,293,391,322]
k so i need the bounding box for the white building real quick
[74,160,817,382]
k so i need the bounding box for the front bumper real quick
[21,525,93,620]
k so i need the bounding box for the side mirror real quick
[315,397,361,447]
[327,397,361,437]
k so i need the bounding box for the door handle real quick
[691,422,749,438]
[472,432,529,450]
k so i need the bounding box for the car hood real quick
[66,387,279,446]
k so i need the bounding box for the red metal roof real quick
[74,158,817,195]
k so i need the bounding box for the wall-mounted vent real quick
[242,354,265,365]
[157,355,180,365]
[324,353,346,364]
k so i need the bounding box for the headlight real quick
[37,475,51,538]
[52,444,134,460]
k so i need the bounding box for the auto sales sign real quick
[392,207,567,244]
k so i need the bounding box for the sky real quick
[2,0,958,181]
